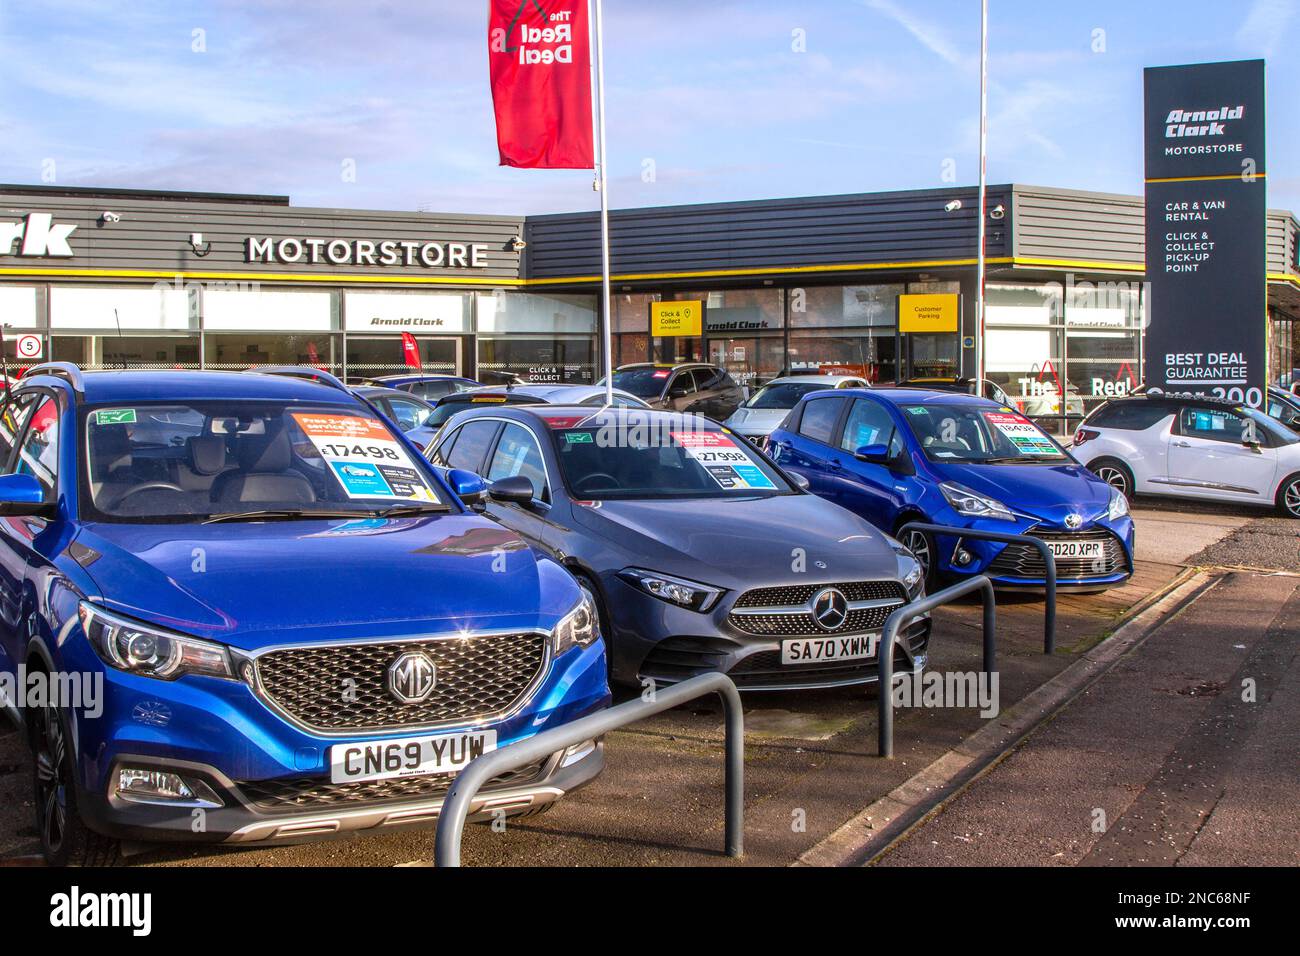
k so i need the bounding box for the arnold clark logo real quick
[0,212,77,257]
[1164,104,1244,138]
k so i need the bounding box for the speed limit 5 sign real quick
[15,334,42,360]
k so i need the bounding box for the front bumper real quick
[604,574,930,691]
[928,515,1135,591]
[64,637,610,846]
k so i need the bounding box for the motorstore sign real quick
[246,235,489,269]
[1143,59,1267,408]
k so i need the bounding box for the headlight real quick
[1108,485,1130,520]
[940,481,1015,522]
[79,602,235,681]
[902,559,925,599]
[552,590,599,655]
[617,568,722,613]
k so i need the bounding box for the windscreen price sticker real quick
[671,431,776,490]
[984,412,1058,456]
[292,413,437,501]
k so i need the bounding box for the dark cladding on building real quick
[0,182,1296,430]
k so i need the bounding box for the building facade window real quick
[49,285,199,369]
[476,291,597,383]
[788,284,902,383]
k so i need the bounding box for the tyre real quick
[896,522,937,589]
[29,693,120,866]
[1277,474,1300,519]
[1088,457,1134,501]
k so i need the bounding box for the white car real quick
[723,374,868,439]
[1073,395,1300,518]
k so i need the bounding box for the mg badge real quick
[811,588,849,632]
[387,651,437,704]
[1064,513,1083,530]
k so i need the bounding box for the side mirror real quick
[445,468,489,505]
[488,474,536,505]
[788,472,811,492]
[667,384,690,399]
[1243,437,1262,452]
[0,473,51,517]
[854,443,891,464]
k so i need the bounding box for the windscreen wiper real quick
[373,503,450,518]
[201,509,364,524]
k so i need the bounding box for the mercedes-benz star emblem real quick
[387,650,437,704]
[811,588,849,632]
[1064,513,1083,529]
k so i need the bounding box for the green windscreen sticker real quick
[564,432,594,443]
[94,409,137,425]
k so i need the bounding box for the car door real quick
[1166,405,1280,503]
[770,396,849,501]
[823,397,908,529]
[0,391,52,681]
[482,422,560,554]
[663,369,698,412]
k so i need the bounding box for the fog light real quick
[560,739,597,768]
[118,768,194,800]
[114,768,222,807]
[954,548,973,566]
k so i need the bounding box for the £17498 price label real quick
[292,413,437,501]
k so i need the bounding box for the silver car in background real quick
[723,374,868,440]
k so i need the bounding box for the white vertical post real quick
[591,0,615,405]
[975,0,988,386]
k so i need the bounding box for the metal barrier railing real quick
[897,521,1058,653]
[435,671,744,867]
[878,575,996,758]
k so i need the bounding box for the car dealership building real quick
[1,181,1296,431]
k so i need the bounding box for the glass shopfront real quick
[788,284,900,383]
[476,291,597,384]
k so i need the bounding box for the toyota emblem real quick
[387,651,437,704]
[811,588,849,632]
[1064,513,1083,530]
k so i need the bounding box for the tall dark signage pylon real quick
[1143,59,1267,408]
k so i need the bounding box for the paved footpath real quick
[875,570,1300,867]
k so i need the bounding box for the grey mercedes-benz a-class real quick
[426,406,928,690]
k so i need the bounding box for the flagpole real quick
[591,0,614,405]
[975,0,988,386]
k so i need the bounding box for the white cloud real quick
[1236,0,1296,56]
[861,0,971,69]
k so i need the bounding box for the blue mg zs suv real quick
[0,364,607,864]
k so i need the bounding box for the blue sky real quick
[0,0,1295,215]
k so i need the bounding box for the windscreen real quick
[82,402,449,522]
[551,423,790,499]
[899,404,1068,463]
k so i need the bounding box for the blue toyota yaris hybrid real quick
[767,388,1134,591]
[0,363,608,865]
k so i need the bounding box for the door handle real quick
[1171,440,1191,448]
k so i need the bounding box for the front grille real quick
[254,632,547,733]
[238,760,548,811]
[728,580,907,637]
[986,529,1128,580]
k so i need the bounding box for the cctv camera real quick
[100,211,121,224]
[989,204,1006,220]
[509,236,527,252]
[944,199,962,212]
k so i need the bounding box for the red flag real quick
[488,0,594,169]
[401,333,422,369]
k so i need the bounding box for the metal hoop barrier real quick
[897,521,1057,653]
[878,575,997,758]
[435,671,745,867]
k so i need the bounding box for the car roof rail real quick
[251,365,350,393]
[22,361,85,393]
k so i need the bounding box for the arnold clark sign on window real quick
[343,292,469,333]
[1143,59,1266,408]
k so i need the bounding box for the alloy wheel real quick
[34,703,69,857]
[902,529,932,579]
[1094,465,1131,499]
[1285,481,1300,518]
